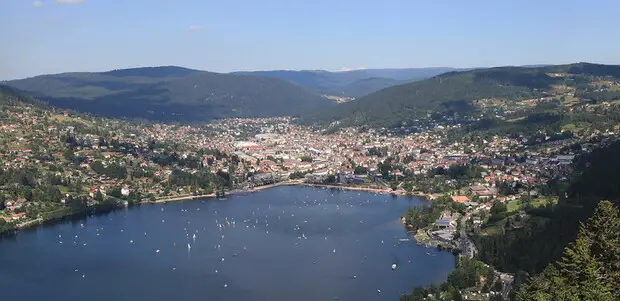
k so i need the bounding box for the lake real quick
[0,185,455,301]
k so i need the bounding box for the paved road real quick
[458,212,477,258]
[496,272,514,299]
[457,211,514,298]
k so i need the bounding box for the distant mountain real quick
[344,67,463,81]
[301,63,620,128]
[102,66,201,78]
[0,84,42,106]
[233,67,460,97]
[5,67,332,121]
[337,77,409,98]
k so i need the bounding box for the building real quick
[434,217,457,229]
[121,186,130,197]
[451,195,471,203]
[250,173,275,186]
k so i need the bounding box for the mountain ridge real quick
[232,67,461,97]
[6,69,333,121]
[300,62,620,128]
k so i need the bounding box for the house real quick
[121,186,130,197]
[434,217,457,229]
[11,212,26,220]
[391,170,403,177]
[471,186,497,199]
[250,173,276,186]
[478,202,494,211]
[451,195,471,203]
[297,161,313,171]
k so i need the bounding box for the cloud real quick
[32,0,45,7]
[187,25,205,31]
[54,0,85,4]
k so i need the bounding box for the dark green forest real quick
[301,63,620,128]
[401,140,620,300]
[233,67,458,97]
[516,200,620,300]
[6,67,332,121]
[475,139,620,275]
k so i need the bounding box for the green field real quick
[507,200,521,212]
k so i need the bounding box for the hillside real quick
[337,77,408,97]
[5,67,332,121]
[301,63,620,128]
[233,67,458,97]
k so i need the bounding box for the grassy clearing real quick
[507,200,521,212]
[57,185,69,194]
[481,223,503,236]
[530,196,558,208]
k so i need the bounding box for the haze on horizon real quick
[1,0,620,80]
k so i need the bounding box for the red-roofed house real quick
[12,212,26,220]
[451,196,471,203]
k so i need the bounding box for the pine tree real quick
[516,265,578,301]
[558,234,613,300]
[580,200,620,292]
[94,190,104,202]
[517,200,620,300]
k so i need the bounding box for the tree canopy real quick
[517,200,620,300]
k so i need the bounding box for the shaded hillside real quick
[301,63,620,128]
[344,67,460,81]
[234,67,458,97]
[338,77,408,97]
[6,68,332,121]
[102,66,201,78]
[0,84,44,106]
[474,139,620,275]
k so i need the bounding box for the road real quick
[455,211,514,299]
[496,272,514,300]
[458,211,477,258]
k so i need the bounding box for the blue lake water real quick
[0,186,455,301]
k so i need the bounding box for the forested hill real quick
[233,67,459,97]
[5,67,333,122]
[300,62,620,128]
[474,138,620,277]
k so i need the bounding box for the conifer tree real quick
[517,200,619,300]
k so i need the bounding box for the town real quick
[1,86,619,300]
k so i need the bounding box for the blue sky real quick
[1,0,619,80]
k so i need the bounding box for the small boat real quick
[391,263,397,270]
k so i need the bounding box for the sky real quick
[1,0,620,80]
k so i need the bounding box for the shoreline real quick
[299,183,429,198]
[2,181,428,234]
[150,180,305,204]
